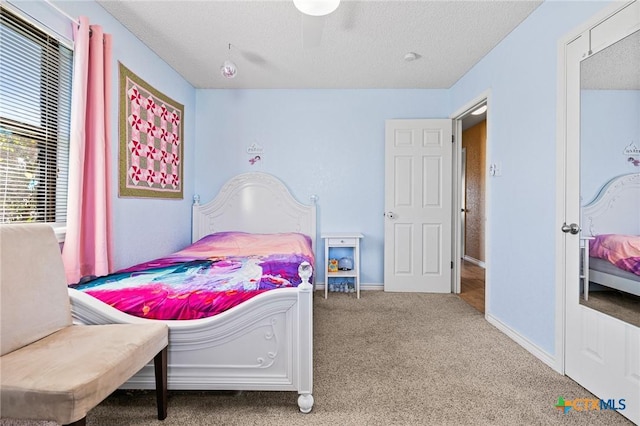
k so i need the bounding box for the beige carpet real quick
[1,292,633,425]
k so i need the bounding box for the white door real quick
[562,3,639,424]
[384,119,452,292]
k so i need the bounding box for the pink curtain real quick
[62,17,113,284]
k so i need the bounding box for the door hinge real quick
[451,261,454,269]
[451,135,455,143]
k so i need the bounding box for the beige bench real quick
[0,224,169,425]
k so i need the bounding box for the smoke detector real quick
[404,52,419,62]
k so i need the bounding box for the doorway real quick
[454,100,487,313]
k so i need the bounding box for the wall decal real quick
[247,142,264,166]
[624,142,639,167]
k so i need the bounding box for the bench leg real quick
[64,417,86,426]
[154,346,168,420]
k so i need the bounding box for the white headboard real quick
[581,173,640,236]
[192,172,317,252]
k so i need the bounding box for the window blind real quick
[0,6,72,224]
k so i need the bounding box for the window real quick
[0,7,72,226]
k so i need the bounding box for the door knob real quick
[561,222,580,235]
[386,212,397,219]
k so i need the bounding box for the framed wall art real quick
[119,62,184,199]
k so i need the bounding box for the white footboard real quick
[69,262,314,413]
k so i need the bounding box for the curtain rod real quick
[43,0,79,26]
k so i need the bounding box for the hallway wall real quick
[462,120,486,263]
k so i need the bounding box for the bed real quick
[68,172,317,413]
[580,172,640,300]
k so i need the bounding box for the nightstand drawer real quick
[328,237,357,246]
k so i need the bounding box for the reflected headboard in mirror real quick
[581,172,640,237]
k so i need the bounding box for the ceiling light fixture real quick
[293,0,340,16]
[471,105,487,115]
[220,43,237,79]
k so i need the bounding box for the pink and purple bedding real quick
[70,232,314,320]
[589,234,640,276]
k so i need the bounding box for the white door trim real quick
[450,90,491,311]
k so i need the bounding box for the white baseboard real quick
[361,284,383,291]
[463,255,486,268]
[486,313,559,372]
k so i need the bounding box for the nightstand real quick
[321,233,363,299]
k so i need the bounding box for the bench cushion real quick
[0,224,72,356]
[0,323,168,424]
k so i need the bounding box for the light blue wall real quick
[193,1,617,358]
[18,0,622,361]
[49,1,197,270]
[194,90,449,284]
[581,90,640,203]
[449,0,613,355]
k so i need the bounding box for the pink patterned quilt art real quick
[119,63,184,199]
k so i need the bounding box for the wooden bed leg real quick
[298,393,314,413]
[154,346,168,420]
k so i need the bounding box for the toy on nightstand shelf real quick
[329,280,355,293]
[338,257,353,271]
[328,258,339,273]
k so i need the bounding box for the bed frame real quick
[69,172,317,413]
[581,172,640,299]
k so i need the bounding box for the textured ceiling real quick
[96,0,542,89]
[581,29,640,90]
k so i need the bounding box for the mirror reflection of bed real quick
[579,28,640,328]
[579,173,640,328]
